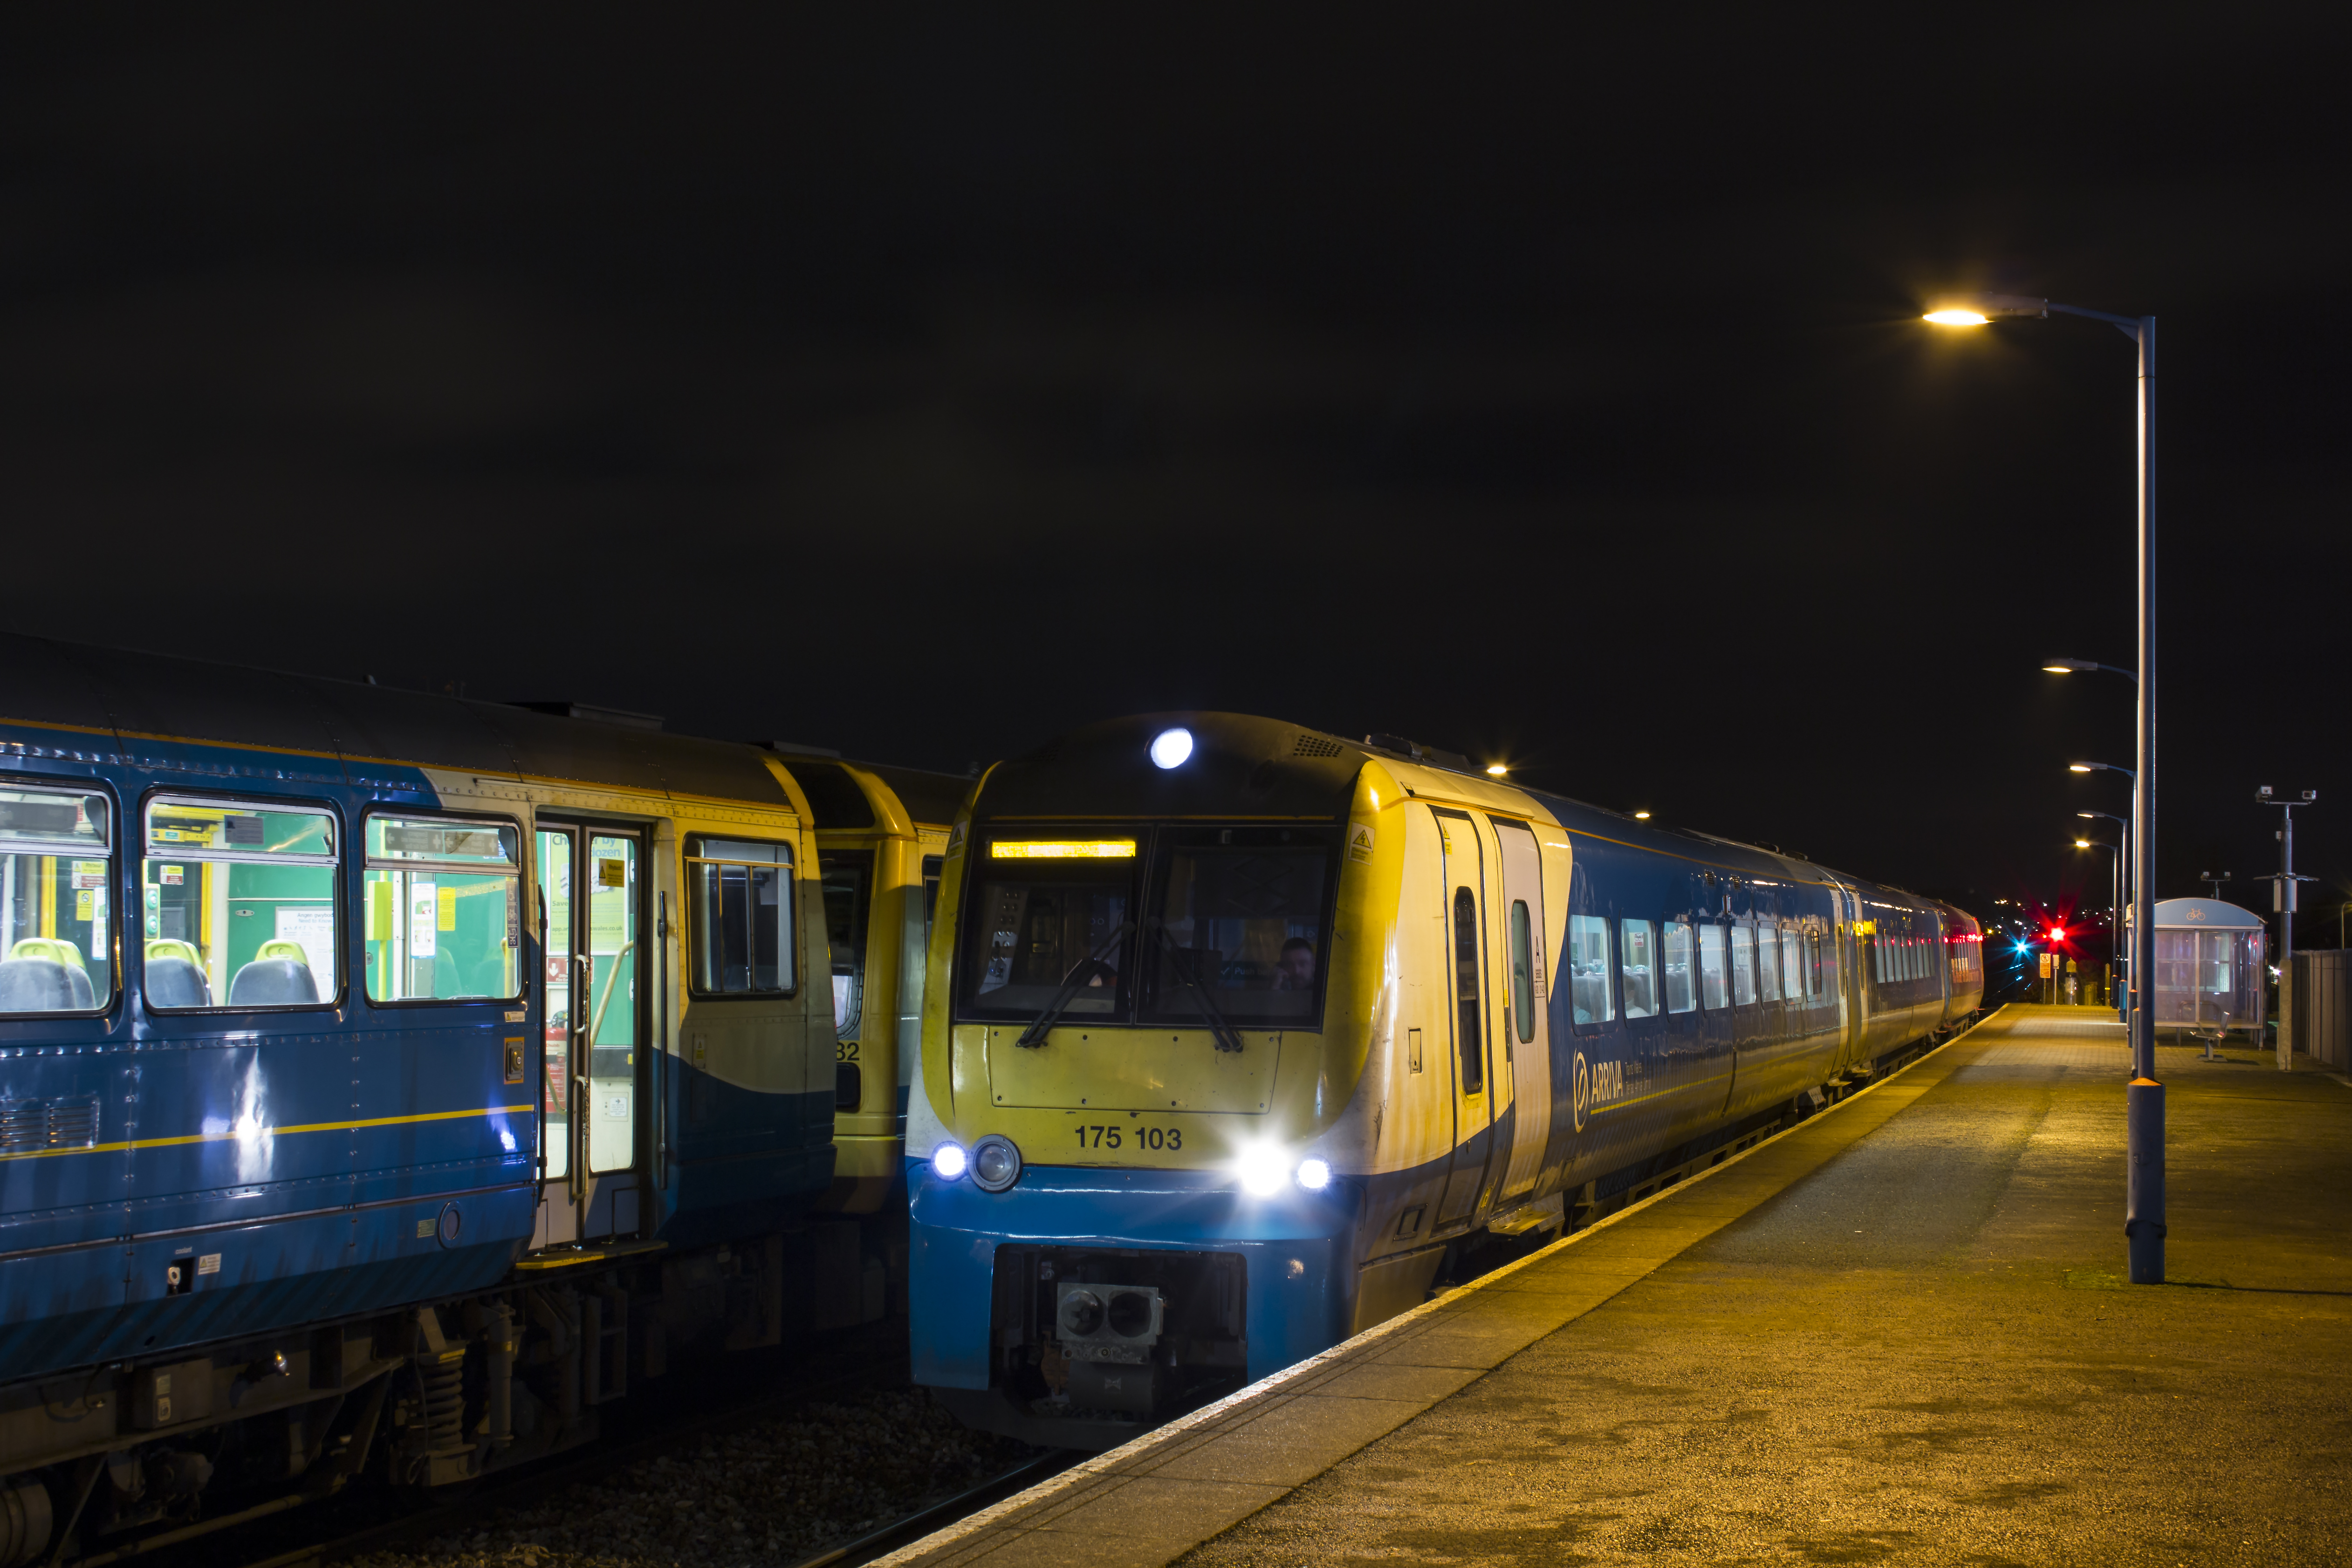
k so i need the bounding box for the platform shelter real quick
[2145,896,2267,1038]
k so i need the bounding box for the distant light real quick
[1633,810,1652,820]
[930,1143,968,1182]
[1235,1145,1287,1197]
[991,840,1137,860]
[1150,727,1194,769]
[2049,927,2066,942]
[1486,764,1508,777]
[1924,309,1991,327]
[2043,664,2076,674]
[1295,1157,1332,1191]
[2069,764,2094,774]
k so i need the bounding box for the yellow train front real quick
[908,714,1982,1446]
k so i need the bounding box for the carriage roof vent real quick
[509,701,664,732]
[1363,733,1472,772]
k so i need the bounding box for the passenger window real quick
[1662,919,1697,1014]
[1698,923,1728,1010]
[1816,932,1838,1000]
[1781,928,1804,1003]
[1755,922,1780,1002]
[822,850,872,1039]
[1619,918,1657,1019]
[362,816,520,1002]
[142,797,338,1009]
[687,836,795,997]
[898,854,945,1082]
[1731,926,1756,1006]
[0,787,113,1015]
[1453,887,1484,1093]
[1570,914,1613,1024]
[1509,900,1536,1044]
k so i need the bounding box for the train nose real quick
[1058,1289,1104,1337]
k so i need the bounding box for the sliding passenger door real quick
[534,821,650,1247]
[1433,808,1495,1223]
[1492,819,1551,1201]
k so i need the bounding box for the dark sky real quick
[6,7,2347,943]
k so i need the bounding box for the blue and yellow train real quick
[907,714,1983,1447]
[0,634,957,1564]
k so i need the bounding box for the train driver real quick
[1273,937,1317,991]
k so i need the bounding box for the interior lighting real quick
[1235,1144,1288,1197]
[1294,1157,1332,1191]
[1923,308,1991,327]
[990,840,1137,860]
[1485,764,1509,777]
[1149,727,1195,769]
[930,1142,968,1182]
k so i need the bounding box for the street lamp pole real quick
[2257,787,2317,1070]
[1932,294,2160,1283]
[2084,810,2133,1016]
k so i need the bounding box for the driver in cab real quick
[1273,937,1317,992]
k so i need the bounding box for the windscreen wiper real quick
[1015,921,1135,1048]
[1147,919,1247,1054]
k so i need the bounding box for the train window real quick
[1731,926,1757,1006]
[1142,828,1337,1028]
[898,854,945,1087]
[1509,901,1536,1044]
[958,833,1138,1021]
[0,787,113,1015]
[1619,919,1657,1019]
[1570,915,1614,1024]
[1755,922,1780,1002]
[1662,920,1696,1014]
[686,836,795,997]
[362,815,521,1003]
[1815,931,1837,1000]
[1698,923,1728,1010]
[1781,927,1803,1004]
[1452,887,1484,1094]
[821,850,872,1039]
[142,796,339,1010]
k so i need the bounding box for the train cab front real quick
[906,715,1376,1449]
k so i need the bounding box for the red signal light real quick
[2048,926,2066,943]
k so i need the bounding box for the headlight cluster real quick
[930,1135,1024,1192]
[1236,1145,1334,1195]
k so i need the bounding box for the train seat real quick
[229,957,318,1006]
[144,954,213,1008]
[146,938,204,968]
[0,956,94,1011]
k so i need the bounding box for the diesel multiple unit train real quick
[906,714,1983,1447]
[0,635,960,1566]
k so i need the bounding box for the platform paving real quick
[879,1007,2352,1568]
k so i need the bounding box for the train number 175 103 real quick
[1076,1124,1182,1151]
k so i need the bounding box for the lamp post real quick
[2257,787,2317,1070]
[1931,293,2160,1285]
[2078,833,2123,1007]
[2083,810,2133,1018]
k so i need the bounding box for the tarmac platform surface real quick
[883,1007,2352,1567]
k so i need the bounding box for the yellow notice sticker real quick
[75,890,94,920]
[437,886,458,931]
[1347,823,1375,864]
[160,865,184,885]
[598,858,626,888]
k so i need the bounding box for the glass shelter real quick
[2144,897,2267,1039]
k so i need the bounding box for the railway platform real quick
[880,1006,2352,1567]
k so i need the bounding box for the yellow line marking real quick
[0,1103,533,1163]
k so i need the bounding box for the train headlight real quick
[930,1142,968,1182]
[1235,1144,1287,1197]
[1294,1157,1332,1191]
[970,1134,1023,1192]
[1149,727,1194,769]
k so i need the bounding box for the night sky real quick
[7,9,2347,953]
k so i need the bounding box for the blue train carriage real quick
[906,714,1983,1448]
[774,744,970,1318]
[0,635,849,1561]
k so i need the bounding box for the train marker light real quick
[971,1135,1023,1192]
[930,1142,968,1182]
[1294,1157,1333,1191]
[1235,1144,1287,1197]
[1923,308,1991,326]
[990,840,1137,859]
[1150,727,1194,769]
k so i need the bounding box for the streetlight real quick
[2257,787,2318,1071]
[2043,656,2140,682]
[2069,760,2136,781]
[1929,290,2161,1286]
[2078,835,2123,1008]
[2082,810,2134,1021]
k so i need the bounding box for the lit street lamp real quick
[2043,656,2139,682]
[1930,292,2162,1285]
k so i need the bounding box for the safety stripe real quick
[0,1103,533,1164]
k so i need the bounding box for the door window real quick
[1509,900,1536,1044]
[1569,914,1613,1024]
[362,815,521,1002]
[1452,887,1483,1093]
[822,850,872,1039]
[536,830,572,1182]
[0,787,112,1015]
[142,796,338,1010]
[585,835,638,1175]
[1619,918,1657,1019]
[898,855,944,1083]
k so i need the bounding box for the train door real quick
[1493,819,1551,1200]
[1433,808,1495,1223]
[535,821,650,1247]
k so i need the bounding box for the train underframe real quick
[0,1219,897,1568]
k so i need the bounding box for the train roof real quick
[0,632,792,808]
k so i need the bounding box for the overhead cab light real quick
[990,840,1137,859]
[1150,727,1195,769]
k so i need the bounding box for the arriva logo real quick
[1572,1051,1625,1132]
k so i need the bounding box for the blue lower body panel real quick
[909,1160,1361,1390]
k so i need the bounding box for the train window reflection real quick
[1698,923,1728,1010]
[1731,926,1756,1006]
[363,815,521,1003]
[0,788,113,1015]
[1662,920,1696,1014]
[1783,927,1805,1002]
[1619,919,1657,1019]
[1570,915,1613,1024]
[1755,922,1781,1002]
[141,796,338,1010]
[1145,831,1335,1028]
[960,833,1137,1020]
[687,836,795,997]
